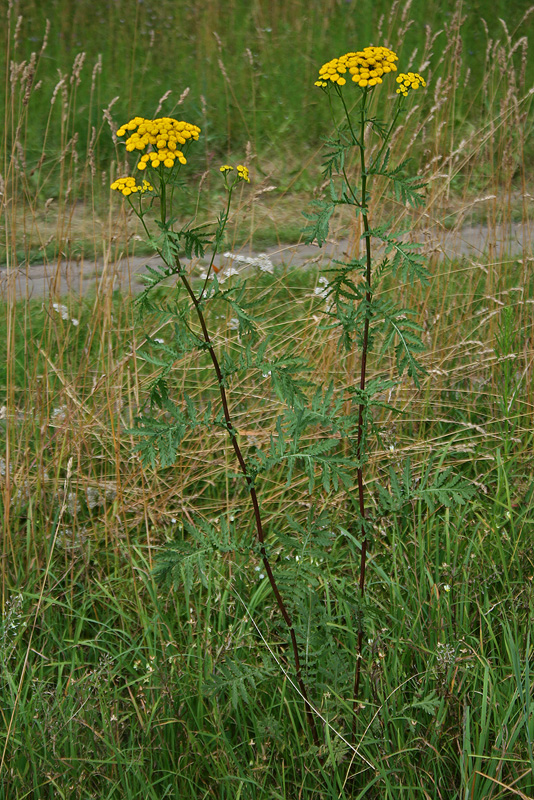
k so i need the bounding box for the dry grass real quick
[1,2,533,797]
[1,0,533,589]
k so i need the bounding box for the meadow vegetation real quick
[1,1,534,798]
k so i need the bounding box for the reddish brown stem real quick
[352,224,371,734]
[352,93,372,737]
[178,269,320,748]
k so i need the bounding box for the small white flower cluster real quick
[85,485,117,510]
[86,486,101,510]
[52,303,79,326]
[314,276,330,298]
[199,265,240,283]
[50,405,68,424]
[436,642,456,670]
[55,526,88,550]
[1,593,25,663]
[223,266,240,278]
[223,251,275,274]
[66,491,82,515]
[199,252,274,283]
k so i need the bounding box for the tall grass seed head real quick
[314,46,398,89]
[395,72,427,96]
[116,116,200,171]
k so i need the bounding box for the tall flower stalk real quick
[111,118,320,746]
[308,48,428,731]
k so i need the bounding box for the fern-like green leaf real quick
[302,199,335,246]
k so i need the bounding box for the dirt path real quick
[1,222,531,300]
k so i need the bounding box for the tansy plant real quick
[112,76,472,752]
[307,45,472,733]
[111,114,322,745]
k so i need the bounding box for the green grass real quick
[4,0,534,164]
[1,252,533,797]
[1,0,533,796]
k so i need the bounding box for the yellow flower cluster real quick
[219,164,250,182]
[237,165,250,182]
[395,72,427,96]
[110,177,154,197]
[315,46,398,88]
[116,116,201,169]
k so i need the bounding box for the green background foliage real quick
[3,0,534,167]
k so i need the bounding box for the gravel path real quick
[1,222,531,300]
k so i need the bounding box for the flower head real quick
[110,177,154,196]
[116,116,201,170]
[395,72,427,96]
[219,164,250,185]
[315,46,398,89]
[237,165,250,182]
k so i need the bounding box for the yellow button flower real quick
[237,165,250,182]
[110,176,154,196]
[115,115,201,172]
[315,46,399,90]
[395,72,426,96]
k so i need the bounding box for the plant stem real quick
[198,184,234,301]
[352,90,372,733]
[136,177,319,746]
[160,171,166,226]
[177,267,320,748]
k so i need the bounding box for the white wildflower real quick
[50,405,68,424]
[222,251,274,274]
[52,302,79,326]
[314,276,330,299]
[66,491,81,515]
[1,593,24,662]
[436,642,455,669]
[86,486,102,510]
[255,254,274,273]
